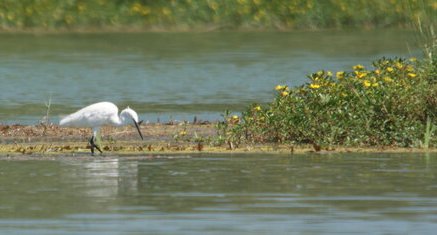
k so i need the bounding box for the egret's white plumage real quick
[60,101,143,155]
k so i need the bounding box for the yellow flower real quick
[406,65,415,72]
[281,91,289,97]
[141,7,151,15]
[25,7,33,16]
[131,3,151,16]
[131,3,142,12]
[354,71,367,79]
[395,62,403,69]
[179,130,187,136]
[209,1,219,11]
[353,64,365,70]
[362,78,378,88]
[162,7,171,16]
[275,85,288,91]
[254,106,262,111]
[383,76,393,83]
[386,67,394,72]
[327,71,333,76]
[409,57,417,62]
[407,73,417,78]
[64,15,74,25]
[77,3,87,12]
[336,71,345,79]
[309,84,321,89]
[275,85,284,91]
[254,10,266,21]
[229,115,240,124]
[375,69,381,75]
[363,80,371,87]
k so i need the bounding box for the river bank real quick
[1,123,436,157]
[1,0,434,32]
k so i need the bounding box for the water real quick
[0,153,436,234]
[0,30,419,124]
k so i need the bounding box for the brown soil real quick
[0,123,215,155]
[0,122,215,143]
[0,123,435,157]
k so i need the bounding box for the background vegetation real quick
[0,0,435,31]
[219,57,436,148]
[217,4,436,148]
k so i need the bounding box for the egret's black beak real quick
[132,118,144,140]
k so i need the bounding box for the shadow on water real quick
[0,153,436,234]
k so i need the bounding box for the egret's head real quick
[120,107,144,140]
[120,107,139,123]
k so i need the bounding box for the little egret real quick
[59,102,144,155]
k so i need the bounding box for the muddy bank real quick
[0,122,215,143]
[0,123,214,155]
[0,123,436,157]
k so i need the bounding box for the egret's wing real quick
[59,102,119,127]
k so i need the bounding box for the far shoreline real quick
[0,26,416,34]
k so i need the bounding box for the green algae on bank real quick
[1,123,437,157]
[1,141,437,158]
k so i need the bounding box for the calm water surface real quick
[0,30,418,124]
[0,153,436,234]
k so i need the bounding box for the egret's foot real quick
[89,136,103,156]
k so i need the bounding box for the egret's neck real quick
[115,113,129,126]
[108,114,123,126]
[120,115,127,125]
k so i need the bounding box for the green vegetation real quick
[213,0,437,149]
[0,0,435,31]
[219,57,437,148]
[221,57,437,148]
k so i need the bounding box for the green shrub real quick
[224,57,437,147]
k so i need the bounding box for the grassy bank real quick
[0,0,435,31]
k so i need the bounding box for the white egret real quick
[59,102,144,155]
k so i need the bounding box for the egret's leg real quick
[94,137,103,153]
[89,136,103,155]
[89,136,95,155]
